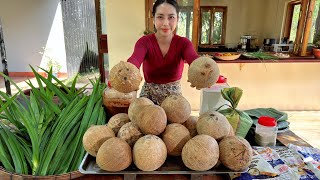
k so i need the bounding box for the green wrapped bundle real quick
[218,87,253,138]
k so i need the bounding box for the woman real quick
[127,0,199,105]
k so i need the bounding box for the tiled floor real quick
[1,76,320,148]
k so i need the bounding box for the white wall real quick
[181,63,320,111]
[0,0,66,73]
[105,0,145,69]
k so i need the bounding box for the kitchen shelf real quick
[199,52,319,63]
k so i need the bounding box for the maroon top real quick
[128,34,199,84]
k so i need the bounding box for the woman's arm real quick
[127,37,148,69]
[182,38,199,65]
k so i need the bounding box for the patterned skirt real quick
[139,80,182,105]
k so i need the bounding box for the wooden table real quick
[75,129,310,180]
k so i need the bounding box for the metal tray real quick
[79,153,247,175]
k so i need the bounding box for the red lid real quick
[107,81,112,88]
[258,116,277,127]
[216,75,227,83]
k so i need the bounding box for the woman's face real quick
[154,2,178,37]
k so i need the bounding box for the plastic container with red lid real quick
[255,116,278,146]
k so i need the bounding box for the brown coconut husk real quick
[118,122,143,147]
[181,135,219,171]
[196,111,230,141]
[219,136,253,171]
[96,137,132,172]
[162,123,191,156]
[136,105,167,135]
[128,97,154,124]
[109,61,142,93]
[107,113,130,134]
[188,57,220,90]
[133,135,167,171]
[82,125,115,157]
[160,94,191,124]
[182,116,198,137]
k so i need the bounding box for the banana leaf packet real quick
[244,108,289,132]
[218,87,253,138]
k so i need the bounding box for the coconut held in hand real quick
[188,57,220,89]
[109,61,142,93]
[219,136,253,171]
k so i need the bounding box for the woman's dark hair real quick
[152,0,179,17]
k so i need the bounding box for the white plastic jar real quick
[254,116,278,146]
[199,75,229,115]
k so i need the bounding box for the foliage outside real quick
[39,47,62,73]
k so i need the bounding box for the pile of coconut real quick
[83,95,253,172]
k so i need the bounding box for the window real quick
[284,0,320,43]
[199,6,227,47]
[177,7,193,40]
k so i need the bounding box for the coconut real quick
[181,135,219,171]
[82,125,115,157]
[118,122,143,147]
[107,113,130,134]
[109,61,142,93]
[219,136,253,171]
[187,57,220,90]
[136,105,167,135]
[196,111,230,141]
[160,94,191,124]
[182,116,198,137]
[128,97,154,124]
[133,135,167,171]
[162,123,191,156]
[96,137,132,171]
